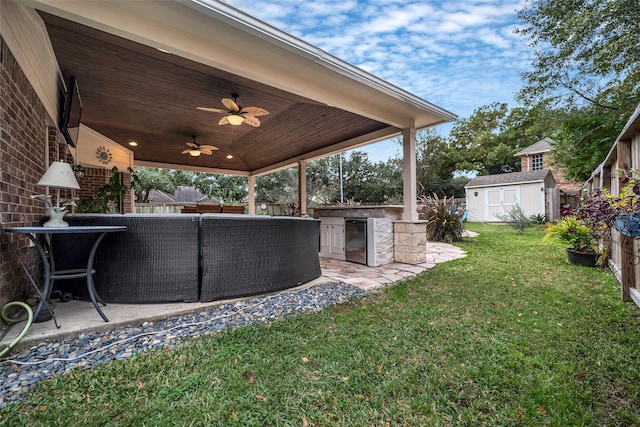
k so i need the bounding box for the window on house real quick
[531,153,543,170]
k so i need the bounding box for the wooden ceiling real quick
[39,12,391,174]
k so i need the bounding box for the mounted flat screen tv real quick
[60,76,82,147]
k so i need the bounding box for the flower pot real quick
[566,249,598,267]
[614,213,640,237]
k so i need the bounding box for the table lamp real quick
[34,161,81,227]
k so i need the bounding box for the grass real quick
[2,223,640,426]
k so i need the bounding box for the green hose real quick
[0,301,34,357]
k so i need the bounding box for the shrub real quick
[496,204,531,234]
[543,216,597,253]
[418,194,463,243]
[529,213,547,224]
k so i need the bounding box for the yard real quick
[2,223,639,426]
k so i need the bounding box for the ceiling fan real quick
[197,93,269,127]
[181,136,218,157]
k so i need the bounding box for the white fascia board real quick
[134,160,251,176]
[465,179,545,189]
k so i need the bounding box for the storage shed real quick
[465,170,556,222]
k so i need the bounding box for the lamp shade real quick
[37,161,80,189]
[226,114,244,126]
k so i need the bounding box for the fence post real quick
[621,234,634,302]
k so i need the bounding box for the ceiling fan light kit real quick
[181,136,218,157]
[197,93,269,127]
[226,114,244,125]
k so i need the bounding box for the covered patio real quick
[1,0,455,320]
[3,0,455,215]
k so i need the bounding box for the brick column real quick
[394,221,427,264]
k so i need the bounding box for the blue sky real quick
[226,0,532,162]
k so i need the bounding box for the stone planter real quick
[566,249,598,267]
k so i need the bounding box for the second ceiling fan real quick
[182,136,218,157]
[197,93,269,127]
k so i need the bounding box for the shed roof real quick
[514,137,554,157]
[465,169,552,188]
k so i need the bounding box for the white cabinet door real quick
[319,218,345,259]
[330,225,344,255]
[320,224,331,255]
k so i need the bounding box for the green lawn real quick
[2,224,640,426]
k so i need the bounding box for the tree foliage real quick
[447,103,544,176]
[133,167,177,203]
[516,0,640,180]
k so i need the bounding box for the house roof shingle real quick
[514,137,554,157]
[465,169,552,188]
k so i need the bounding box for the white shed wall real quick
[466,181,547,222]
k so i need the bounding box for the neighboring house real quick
[586,104,640,309]
[147,187,219,204]
[514,137,582,208]
[136,186,220,213]
[465,169,556,222]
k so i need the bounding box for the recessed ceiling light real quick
[226,154,233,159]
[128,141,138,146]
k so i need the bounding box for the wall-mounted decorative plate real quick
[96,146,112,164]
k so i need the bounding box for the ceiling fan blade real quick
[199,145,219,151]
[218,116,230,125]
[221,98,240,112]
[241,106,269,117]
[243,115,261,127]
[181,149,192,154]
[197,107,225,113]
[187,142,199,148]
[200,150,213,155]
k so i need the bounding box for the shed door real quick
[486,186,520,220]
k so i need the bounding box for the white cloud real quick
[226,0,533,134]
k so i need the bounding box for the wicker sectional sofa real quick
[52,214,321,303]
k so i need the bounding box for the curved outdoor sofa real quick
[51,214,321,304]
[199,214,322,301]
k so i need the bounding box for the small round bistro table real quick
[6,226,126,322]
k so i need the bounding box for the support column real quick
[248,175,255,215]
[298,160,307,217]
[402,127,418,221]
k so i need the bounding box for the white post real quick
[298,160,307,217]
[248,175,255,215]
[402,127,418,221]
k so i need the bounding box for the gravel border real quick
[0,281,368,409]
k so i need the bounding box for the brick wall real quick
[520,152,582,193]
[0,37,48,308]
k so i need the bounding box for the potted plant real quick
[76,167,138,213]
[544,216,600,266]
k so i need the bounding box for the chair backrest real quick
[222,205,245,214]
[196,204,221,213]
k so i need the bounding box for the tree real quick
[448,103,538,175]
[133,167,177,203]
[516,0,640,180]
[189,173,247,203]
[549,106,627,181]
